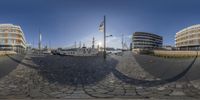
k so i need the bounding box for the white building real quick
[0,24,26,53]
[175,24,200,50]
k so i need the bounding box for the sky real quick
[1,0,200,48]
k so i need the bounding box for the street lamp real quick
[106,35,112,37]
[104,34,113,58]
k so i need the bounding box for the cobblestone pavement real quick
[0,55,24,78]
[0,52,200,99]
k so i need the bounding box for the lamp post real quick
[103,16,106,60]
[102,16,113,60]
[104,34,113,59]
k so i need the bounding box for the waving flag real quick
[99,21,104,32]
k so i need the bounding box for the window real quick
[8,39,13,44]
[13,40,16,44]
[0,39,5,44]
[8,33,12,37]
[0,34,3,37]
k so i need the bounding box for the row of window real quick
[176,34,200,41]
[0,33,22,37]
[0,29,21,33]
[65,51,76,55]
[176,39,200,44]
[0,39,23,44]
[0,39,16,44]
[133,37,162,41]
[133,35,162,40]
[134,44,161,46]
[133,40,162,44]
[134,43,162,45]
[177,29,200,37]
[134,32,162,37]
[176,40,200,46]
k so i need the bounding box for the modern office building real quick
[0,24,26,53]
[132,32,163,50]
[175,24,200,50]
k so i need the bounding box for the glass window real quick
[13,40,16,44]
[0,34,3,37]
[8,39,13,44]
[0,39,5,44]
[8,33,12,37]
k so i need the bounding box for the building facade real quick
[175,24,200,50]
[132,32,163,50]
[0,24,26,53]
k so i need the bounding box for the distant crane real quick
[75,41,77,48]
[79,41,82,48]
[92,37,95,49]
[65,37,99,49]
[121,33,129,51]
[122,34,124,50]
[38,32,42,50]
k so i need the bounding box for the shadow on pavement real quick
[112,52,198,87]
[31,55,118,86]
[0,55,25,79]
[6,52,198,87]
[6,54,38,70]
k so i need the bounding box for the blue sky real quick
[1,0,200,48]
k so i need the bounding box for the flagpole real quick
[104,15,106,60]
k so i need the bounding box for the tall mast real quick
[122,33,124,50]
[79,41,82,48]
[92,37,95,49]
[75,41,77,48]
[103,15,106,59]
[49,40,51,49]
[39,30,42,50]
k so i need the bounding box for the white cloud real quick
[106,36,121,48]
[106,34,132,49]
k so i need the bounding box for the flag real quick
[99,21,104,32]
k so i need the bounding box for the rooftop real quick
[176,24,200,35]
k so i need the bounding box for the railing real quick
[0,51,17,56]
[153,50,200,58]
[133,49,200,58]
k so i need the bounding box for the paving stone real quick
[157,87,165,91]
[30,89,42,97]
[8,85,17,88]
[170,90,186,96]
[1,53,200,99]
